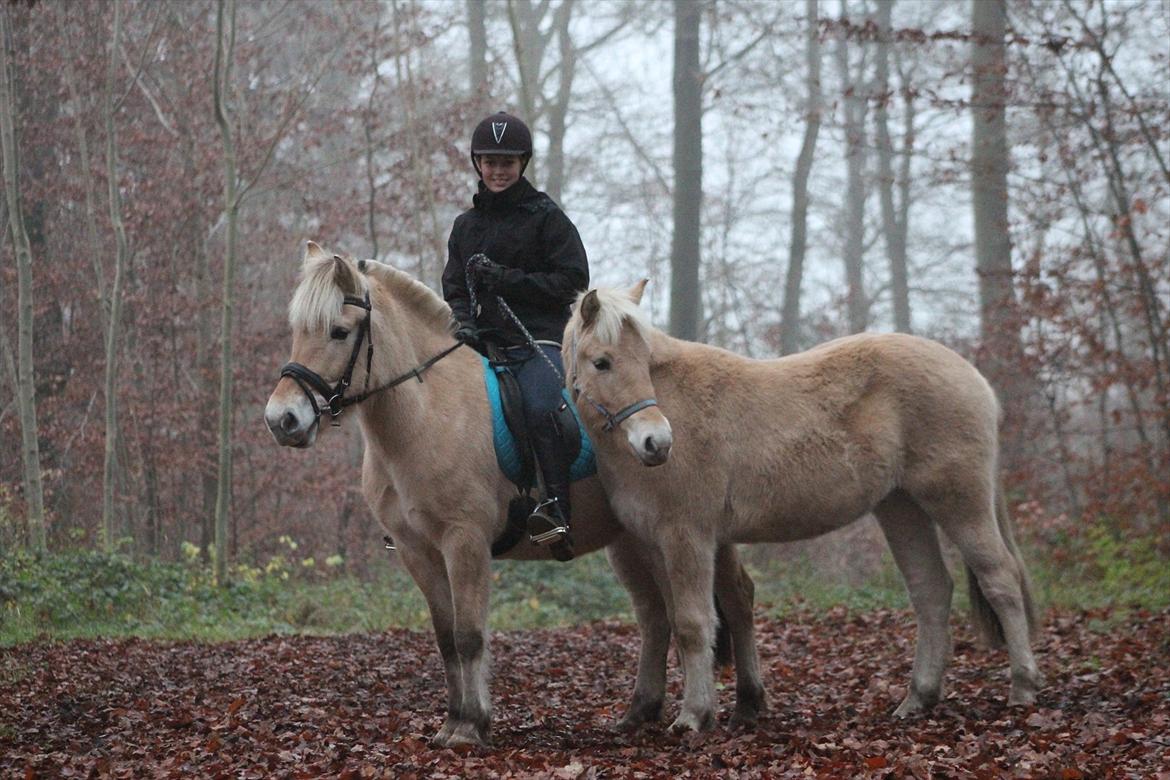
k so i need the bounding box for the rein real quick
[279,290,462,425]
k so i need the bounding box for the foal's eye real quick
[330,327,350,341]
[593,357,611,371]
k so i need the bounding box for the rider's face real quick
[477,154,522,193]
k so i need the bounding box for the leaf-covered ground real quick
[3,607,1167,778]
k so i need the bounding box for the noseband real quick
[279,290,461,425]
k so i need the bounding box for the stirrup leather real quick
[527,497,569,545]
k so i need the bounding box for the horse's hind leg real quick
[919,484,1042,707]
[607,538,670,730]
[874,492,953,717]
[714,544,766,727]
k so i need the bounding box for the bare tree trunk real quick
[544,0,575,205]
[781,0,822,356]
[213,0,239,585]
[875,0,911,333]
[670,0,702,341]
[467,0,487,95]
[971,0,1024,411]
[0,4,45,553]
[101,0,130,552]
[835,2,868,335]
[363,12,383,261]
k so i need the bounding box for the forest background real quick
[1,0,1166,642]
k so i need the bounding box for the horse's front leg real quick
[658,530,718,733]
[391,537,465,746]
[606,538,670,730]
[438,525,494,746]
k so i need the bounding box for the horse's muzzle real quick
[265,395,319,448]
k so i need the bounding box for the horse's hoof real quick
[445,721,489,748]
[614,698,663,731]
[728,706,759,729]
[1008,687,1038,707]
[730,685,766,727]
[669,709,715,733]
[430,722,456,748]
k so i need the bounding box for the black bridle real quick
[279,291,461,425]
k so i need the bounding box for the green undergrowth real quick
[2,526,1163,646]
[0,545,632,647]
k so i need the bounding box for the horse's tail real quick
[967,481,1039,648]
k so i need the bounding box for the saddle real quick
[480,355,595,488]
[480,354,596,557]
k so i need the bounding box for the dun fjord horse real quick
[564,281,1042,733]
[264,243,765,747]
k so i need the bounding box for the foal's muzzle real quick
[625,412,673,467]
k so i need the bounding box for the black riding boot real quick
[527,416,575,562]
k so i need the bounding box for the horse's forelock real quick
[577,287,650,347]
[288,254,364,332]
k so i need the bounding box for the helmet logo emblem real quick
[491,122,507,143]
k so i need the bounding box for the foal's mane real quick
[573,286,652,346]
[288,251,452,335]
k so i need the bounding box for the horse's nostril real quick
[644,436,657,454]
[281,411,299,434]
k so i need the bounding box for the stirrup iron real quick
[527,497,569,546]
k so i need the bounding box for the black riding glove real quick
[472,258,507,293]
[454,322,483,352]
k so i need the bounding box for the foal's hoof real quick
[1008,687,1038,707]
[729,685,767,728]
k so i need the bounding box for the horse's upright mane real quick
[360,259,453,334]
[575,286,653,346]
[288,251,452,334]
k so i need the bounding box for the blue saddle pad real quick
[481,357,596,485]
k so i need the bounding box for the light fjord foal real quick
[264,244,765,747]
[564,281,1042,732]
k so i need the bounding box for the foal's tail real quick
[967,483,1039,648]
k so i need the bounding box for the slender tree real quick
[834,0,869,335]
[670,0,702,341]
[467,0,487,96]
[101,0,131,551]
[781,0,822,355]
[971,0,1024,408]
[875,0,911,333]
[212,0,239,584]
[0,3,45,553]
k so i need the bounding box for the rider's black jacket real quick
[442,177,589,347]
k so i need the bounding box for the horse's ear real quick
[332,254,360,295]
[628,278,649,305]
[304,240,327,264]
[580,289,601,329]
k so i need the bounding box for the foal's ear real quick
[580,289,601,329]
[628,278,649,305]
[332,254,361,295]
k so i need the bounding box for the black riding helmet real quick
[470,111,533,176]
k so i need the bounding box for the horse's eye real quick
[330,327,350,341]
[593,357,611,371]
